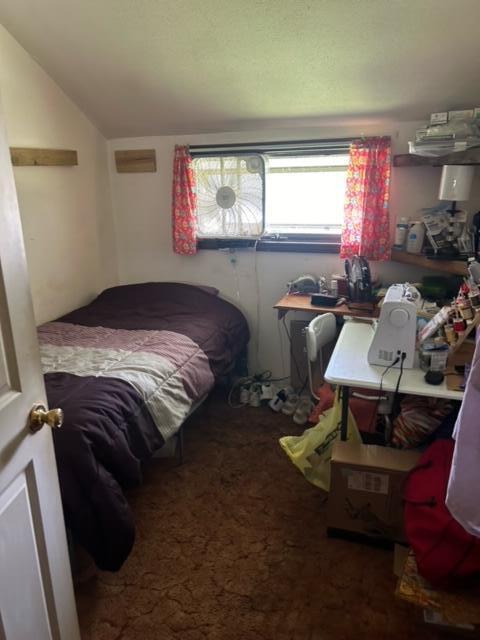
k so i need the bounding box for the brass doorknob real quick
[29,404,64,432]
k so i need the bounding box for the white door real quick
[0,101,80,638]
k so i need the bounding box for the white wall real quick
[0,25,118,324]
[108,124,480,378]
[2,26,479,379]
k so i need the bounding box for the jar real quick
[444,324,456,345]
[420,347,448,372]
[459,299,474,321]
[469,292,480,309]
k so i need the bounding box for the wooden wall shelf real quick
[115,149,157,173]
[391,249,468,276]
[394,147,480,167]
[10,147,78,167]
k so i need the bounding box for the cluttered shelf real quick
[392,144,479,277]
[396,108,480,166]
[391,249,468,276]
[394,147,480,167]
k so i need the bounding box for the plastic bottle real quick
[394,217,409,249]
[406,221,426,254]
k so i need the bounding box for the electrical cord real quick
[253,239,261,371]
[227,370,291,408]
[298,375,310,398]
[231,253,241,301]
[394,353,406,396]
[368,355,400,433]
[391,352,407,420]
[277,320,287,378]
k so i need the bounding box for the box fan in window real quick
[193,155,265,238]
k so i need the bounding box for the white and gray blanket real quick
[38,321,214,441]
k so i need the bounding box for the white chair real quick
[306,314,389,408]
[306,313,337,400]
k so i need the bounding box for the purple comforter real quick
[38,283,249,570]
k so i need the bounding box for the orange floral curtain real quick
[172,145,197,255]
[340,137,391,261]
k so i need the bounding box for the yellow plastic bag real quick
[279,389,361,491]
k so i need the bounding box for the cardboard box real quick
[327,441,420,542]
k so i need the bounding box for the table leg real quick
[340,385,350,441]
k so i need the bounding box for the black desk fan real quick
[344,256,373,302]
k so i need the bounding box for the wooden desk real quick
[274,294,378,320]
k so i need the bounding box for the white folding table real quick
[324,318,464,440]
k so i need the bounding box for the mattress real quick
[38,282,249,570]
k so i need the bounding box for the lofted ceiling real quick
[0,0,480,138]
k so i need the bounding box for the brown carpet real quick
[76,390,437,640]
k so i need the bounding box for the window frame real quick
[191,139,352,253]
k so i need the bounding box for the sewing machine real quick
[367,284,420,369]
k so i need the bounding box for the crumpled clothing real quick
[446,332,480,538]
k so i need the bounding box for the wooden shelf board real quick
[115,149,156,173]
[391,249,468,276]
[394,147,480,167]
[10,147,78,167]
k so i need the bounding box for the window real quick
[191,139,351,252]
[265,154,348,236]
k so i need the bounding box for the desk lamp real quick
[438,165,474,250]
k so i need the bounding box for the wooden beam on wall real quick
[10,147,78,167]
[115,149,157,173]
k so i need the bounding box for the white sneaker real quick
[281,394,299,416]
[249,387,261,407]
[260,383,274,401]
[239,386,250,405]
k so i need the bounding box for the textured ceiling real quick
[1,0,480,138]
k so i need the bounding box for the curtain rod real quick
[189,136,390,156]
[189,137,355,150]
[189,139,356,156]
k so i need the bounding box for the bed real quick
[37,282,249,570]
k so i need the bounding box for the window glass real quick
[265,154,348,235]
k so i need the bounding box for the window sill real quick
[256,239,340,254]
[197,238,257,250]
[197,237,340,254]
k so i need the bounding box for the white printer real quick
[367,284,420,369]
